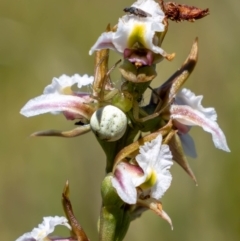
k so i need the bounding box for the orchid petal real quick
[20,94,94,120]
[74,74,94,88]
[112,162,144,204]
[136,135,173,199]
[16,216,71,241]
[43,75,77,95]
[132,0,165,19]
[89,32,116,55]
[175,88,217,121]
[171,104,230,152]
[43,74,94,95]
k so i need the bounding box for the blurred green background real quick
[1,0,239,240]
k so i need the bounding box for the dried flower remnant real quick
[161,1,209,22]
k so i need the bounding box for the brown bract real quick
[62,181,90,241]
[160,1,209,22]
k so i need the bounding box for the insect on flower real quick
[123,7,152,17]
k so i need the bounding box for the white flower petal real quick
[175,88,217,122]
[112,135,173,203]
[132,0,165,19]
[137,135,163,171]
[74,74,94,88]
[112,162,140,204]
[152,144,173,199]
[136,135,173,199]
[16,232,34,241]
[20,94,92,120]
[43,74,94,95]
[171,105,230,152]
[15,216,71,241]
[89,32,116,55]
[43,75,78,95]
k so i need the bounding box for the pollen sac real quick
[90,105,127,142]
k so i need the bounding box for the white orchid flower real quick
[112,135,173,204]
[15,216,71,241]
[89,0,174,66]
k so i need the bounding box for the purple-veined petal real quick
[175,88,217,121]
[171,104,230,152]
[20,94,94,120]
[111,162,144,204]
[89,32,116,55]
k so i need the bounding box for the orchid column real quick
[17,1,230,241]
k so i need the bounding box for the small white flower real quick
[112,135,173,204]
[15,216,71,241]
[89,0,170,65]
[171,88,230,152]
[20,74,95,121]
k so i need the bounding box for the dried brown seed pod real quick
[159,1,209,22]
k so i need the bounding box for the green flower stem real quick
[100,175,131,241]
[99,205,130,241]
[97,125,140,173]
